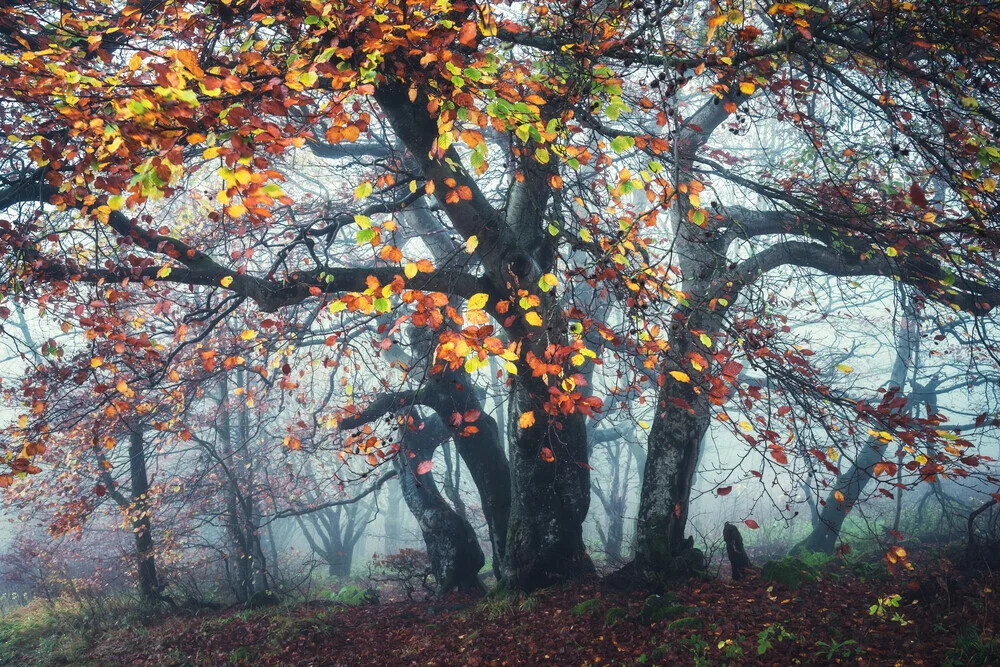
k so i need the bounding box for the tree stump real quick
[724,522,752,580]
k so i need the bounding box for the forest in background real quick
[0,0,999,664]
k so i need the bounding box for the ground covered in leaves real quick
[7,554,1000,666]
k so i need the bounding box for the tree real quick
[2,0,1000,592]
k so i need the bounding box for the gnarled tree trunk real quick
[397,414,485,595]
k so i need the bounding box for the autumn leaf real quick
[744,519,759,529]
[457,21,478,47]
[717,486,733,496]
[524,311,543,326]
[416,460,434,475]
[220,275,234,287]
[540,447,555,463]
[835,489,846,504]
[519,411,536,429]
[835,363,853,373]
[467,293,489,310]
[240,329,258,341]
[669,370,691,383]
[466,235,479,253]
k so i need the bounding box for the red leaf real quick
[750,470,762,478]
[744,519,759,529]
[770,448,789,465]
[416,460,433,475]
[540,447,555,462]
[909,181,929,207]
[462,409,481,423]
[717,486,733,496]
[94,484,107,497]
[449,412,463,427]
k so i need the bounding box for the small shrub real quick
[368,550,434,601]
[328,585,376,606]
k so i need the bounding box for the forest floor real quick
[4,549,999,666]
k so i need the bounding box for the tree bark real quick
[127,426,160,601]
[396,414,485,595]
[724,522,751,580]
[502,376,594,590]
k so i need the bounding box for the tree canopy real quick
[2,0,999,591]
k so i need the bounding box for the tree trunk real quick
[127,426,160,601]
[633,326,713,582]
[502,376,593,590]
[424,368,510,577]
[397,414,485,595]
[724,522,751,580]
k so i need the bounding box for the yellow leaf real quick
[699,333,712,347]
[329,300,346,313]
[108,195,124,211]
[466,235,479,253]
[669,370,690,383]
[226,204,247,217]
[504,361,518,375]
[885,247,898,257]
[739,81,756,95]
[220,275,234,288]
[90,356,103,368]
[835,363,853,373]
[404,262,418,279]
[519,411,536,429]
[739,420,753,431]
[156,265,172,279]
[203,146,221,159]
[638,420,650,429]
[542,273,558,287]
[467,293,490,310]
[17,415,27,429]
[525,311,543,326]
[240,329,258,341]
[834,490,846,504]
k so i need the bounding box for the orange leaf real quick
[835,489,846,503]
[458,21,478,47]
[540,447,555,462]
[519,411,535,429]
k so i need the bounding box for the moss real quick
[570,598,602,616]
[640,594,688,624]
[605,607,627,626]
[667,616,704,631]
[761,556,820,590]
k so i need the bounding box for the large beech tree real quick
[2,0,1000,591]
